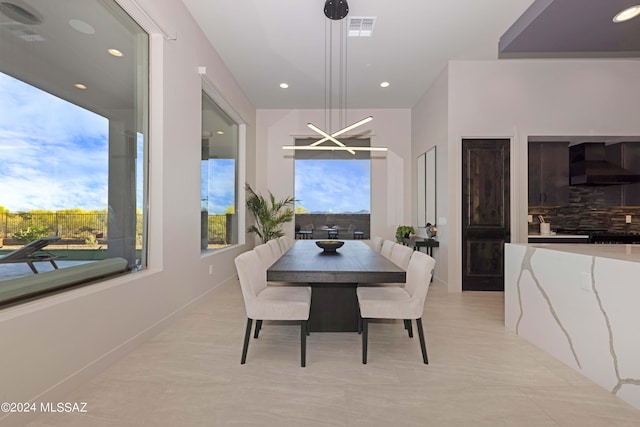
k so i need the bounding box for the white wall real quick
[414,59,640,292]
[256,108,412,241]
[411,67,449,287]
[0,1,256,424]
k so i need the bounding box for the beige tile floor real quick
[28,281,640,426]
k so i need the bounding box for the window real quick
[201,91,239,250]
[294,138,371,239]
[0,0,148,300]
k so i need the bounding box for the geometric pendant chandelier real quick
[282,0,387,154]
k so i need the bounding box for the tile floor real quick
[27,280,640,426]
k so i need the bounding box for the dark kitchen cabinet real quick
[528,141,569,206]
[612,142,640,206]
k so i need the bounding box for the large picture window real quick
[0,0,149,302]
[201,91,239,251]
[294,138,371,240]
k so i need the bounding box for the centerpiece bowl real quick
[316,240,344,253]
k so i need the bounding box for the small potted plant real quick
[395,225,415,243]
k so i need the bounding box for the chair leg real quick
[306,321,310,336]
[254,320,262,339]
[405,319,413,338]
[358,314,363,334]
[362,318,368,364]
[241,318,253,364]
[301,320,307,368]
[416,318,429,364]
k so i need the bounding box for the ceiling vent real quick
[348,17,375,37]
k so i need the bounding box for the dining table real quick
[267,240,406,332]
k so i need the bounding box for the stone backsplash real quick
[528,186,640,233]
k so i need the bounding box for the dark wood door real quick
[462,139,510,291]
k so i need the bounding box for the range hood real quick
[570,143,640,185]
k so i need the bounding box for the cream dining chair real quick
[370,236,384,253]
[254,243,276,271]
[277,235,291,253]
[390,243,413,270]
[267,238,283,258]
[235,250,311,367]
[380,240,395,259]
[356,250,436,364]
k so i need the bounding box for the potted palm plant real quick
[245,184,295,244]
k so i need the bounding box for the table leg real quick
[309,283,359,332]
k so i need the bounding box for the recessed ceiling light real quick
[280,83,289,89]
[613,5,640,23]
[74,83,87,90]
[69,19,95,34]
[216,130,224,135]
[380,82,390,88]
[108,48,123,57]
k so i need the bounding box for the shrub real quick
[13,226,51,243]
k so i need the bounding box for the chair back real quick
[390,243,413,270]
[277,236,290,253]
[403,251,436,317]
[370,236,384,253]
[380,240,394,259]
[267,239,283,258]
[235,250,268,316]
[254,243,276,270]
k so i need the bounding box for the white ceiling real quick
[182,0,537,109]
[1,0,638,114]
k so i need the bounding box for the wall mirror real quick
[425,146,437,226]
[417,152,426,228]
[417,146,437,230]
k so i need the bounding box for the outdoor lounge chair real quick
[0,236,60,274]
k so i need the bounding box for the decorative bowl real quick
[316,240,344,252]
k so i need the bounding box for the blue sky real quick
[1,71,369,215]
[202,159,235,214]
[295,159,370,213]
[0,72,110,212]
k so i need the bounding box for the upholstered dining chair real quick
[380,240,395,259]
[267,238,283,258]
[370,236,384,253]
[356,251,436,364]
[235,250,311,367]
[254,243,276,270]
[277,235,291,253]
[390,243,413,270]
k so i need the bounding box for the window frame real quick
[200,74,246,253]
[0,0,150,305]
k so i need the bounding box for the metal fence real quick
[1,213,108,240]
[207,214,232,243]
[1,212,231,244]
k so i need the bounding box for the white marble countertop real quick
[527,234,589,239]
[515,242,640,263]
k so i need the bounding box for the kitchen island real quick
[505,243,640,411]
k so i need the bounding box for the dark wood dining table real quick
[267,240,406,332]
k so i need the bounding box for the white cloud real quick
[203,159,235,214]
[0,73,109,211]
[295,160,370,213]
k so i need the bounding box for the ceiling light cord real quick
[340,20,349,133]
[284,1,383,155]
